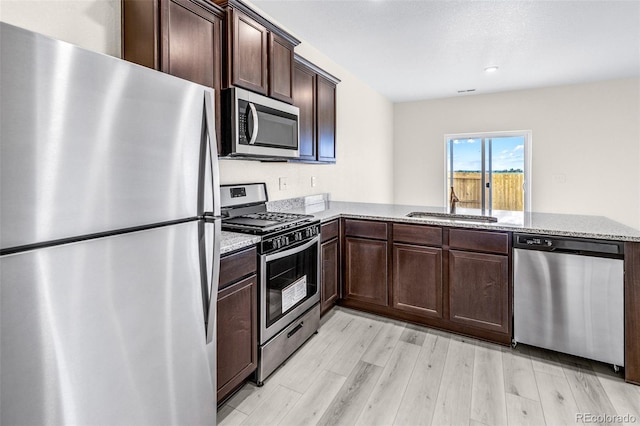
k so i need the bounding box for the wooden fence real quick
[451,172,524,211]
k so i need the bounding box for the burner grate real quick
[244,212,309,223]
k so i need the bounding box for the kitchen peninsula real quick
[221,198,640,387]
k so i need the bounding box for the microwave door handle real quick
[248,103,259,145]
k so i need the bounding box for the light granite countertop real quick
[220,231,260,255]
[280,201,640,242]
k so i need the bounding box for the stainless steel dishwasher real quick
[513,233,624,368]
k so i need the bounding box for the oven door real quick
[260,236,320,344]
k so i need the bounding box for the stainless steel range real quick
[220,183,321,385]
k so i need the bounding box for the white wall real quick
[0,0,121,57]
[394,78,640,229]
[0,0,395,204]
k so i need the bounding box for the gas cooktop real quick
[222,211,315,234]
[220,183,317,235]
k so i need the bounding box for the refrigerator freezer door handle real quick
[205,219,221,344]
[204,89,221,217]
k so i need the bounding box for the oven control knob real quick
[284,236,290,245]
[273,239,281,249]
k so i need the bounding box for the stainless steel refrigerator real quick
[0,23,221,425]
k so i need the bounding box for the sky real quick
[447,136,525,172]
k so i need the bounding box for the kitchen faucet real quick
[449,186,459,213]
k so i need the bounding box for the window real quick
[445,131,531,213]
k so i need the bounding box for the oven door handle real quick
[264,236,319,263]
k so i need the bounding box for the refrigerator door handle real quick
[204,219,221,344]
[204,89,221,217]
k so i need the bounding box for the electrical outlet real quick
[279,177,288,191]
[552,173,566,184]
[311,176,317,187]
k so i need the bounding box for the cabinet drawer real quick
[220,246,257,288]
[393,223,442,246]
[321,219,339,242]
[449,229,509,255]
[344,219,387,240]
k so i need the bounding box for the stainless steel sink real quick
[406,212,498,223]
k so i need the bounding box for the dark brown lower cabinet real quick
[216,275,257,403]
[448,250,509,334]
[321,220,340,315]
[624,242,640,385]
[344,237,388,306]
[340,222,512,345]
[216,247,257,403]
[321,238,340,315]
[392,243,443,319]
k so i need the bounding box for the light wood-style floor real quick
[217,307,640,426]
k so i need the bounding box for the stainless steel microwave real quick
[221,87,299,160]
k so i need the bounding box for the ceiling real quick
[251,0,640,102]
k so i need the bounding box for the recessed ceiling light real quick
[484,66,499,73]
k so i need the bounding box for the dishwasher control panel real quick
[520,236,553,247]
[514,233,623,256]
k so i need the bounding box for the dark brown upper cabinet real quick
[213,0,299,104]
[293,60,317,161]
[268,33,295,103]
[228,8,268,95]
[292,55,340,163]
[122,0,224,152]
[317,75,337,162]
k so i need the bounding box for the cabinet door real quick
[344,237,388,306]
[293,60,317,161]
[268,33,294,104]
[216,275,257,402]
[449,250,509,333]
[162,0,219,87]
[321,238,340,315]
[317,75,337,162]
[392,243,443,318]
[230,8,268,95]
